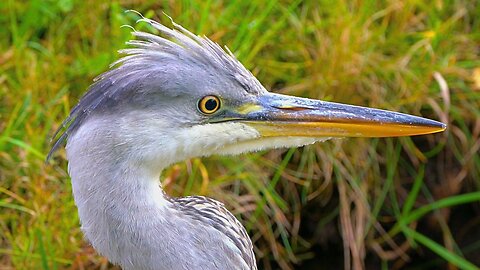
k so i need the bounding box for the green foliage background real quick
[1,0,479,269]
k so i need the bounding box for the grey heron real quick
[48,15,446,270]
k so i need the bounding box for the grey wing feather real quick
[173,196,257,270]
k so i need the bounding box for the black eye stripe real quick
[198,95,221,114]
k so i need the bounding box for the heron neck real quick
[65,117,172,266]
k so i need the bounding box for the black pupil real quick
[205,98,218,111]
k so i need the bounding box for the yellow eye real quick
[198,95,221,114]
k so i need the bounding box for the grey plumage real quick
[172,196,256,269]
[48,16,265,159]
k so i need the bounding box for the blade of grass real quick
[390,192,480,236]
[401,164,425,216]
[36,230,50,270]
[403,227,479,270]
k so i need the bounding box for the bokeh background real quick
[1,0,479,269]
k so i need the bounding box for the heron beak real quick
[238,93,446,137]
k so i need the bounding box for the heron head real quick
[49,17,445,167]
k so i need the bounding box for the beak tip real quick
[431,120,447,133]
[439,122,447,132]
[418,119,447,135]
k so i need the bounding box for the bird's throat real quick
[65,118,173,268]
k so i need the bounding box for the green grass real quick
[1,0,479,269]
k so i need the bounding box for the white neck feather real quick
[66,117,174,268]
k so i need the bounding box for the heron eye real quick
[198,95,221,114]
